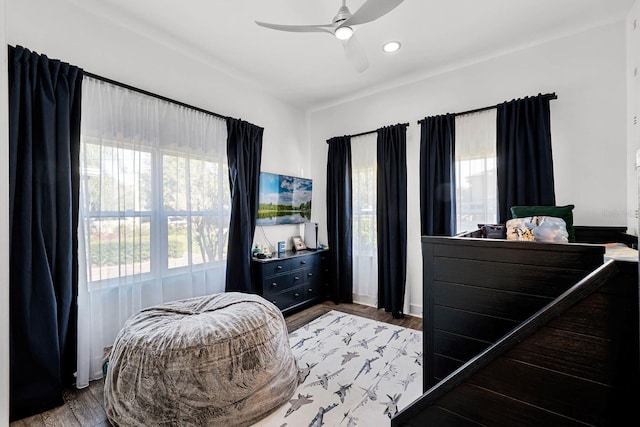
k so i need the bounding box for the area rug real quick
[252,310,423,426]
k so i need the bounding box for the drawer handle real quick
[294,276,300,281]
[300,260,306,265]
[307,273,313,277]
[308,288,313,292]
[294,293,300,298]
[272,300,277,305]
[276,265,283,270]
[271,283,277,288]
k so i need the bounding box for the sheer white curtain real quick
[455,109,498,233]
[351,133,378,306]
[76,77,230,387]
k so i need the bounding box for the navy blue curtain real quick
[420,114,456,236]
[9,45,83,420]
[376,124,408,318]
[326,136,353,303]
[497,94,555,222]
[225,118,263,293]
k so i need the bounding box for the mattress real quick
[603,243,639,262]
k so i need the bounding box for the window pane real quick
[83,142,152,212]
[163,155,188,211]
[456,157,497,233]
[455,109,498,233]
[191,215,227,264]
[353,167,377,256]
[190,159,220,211]
[164,154,230,270]
[87,216,151,281]
[168,216,189,269]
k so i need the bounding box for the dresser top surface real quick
[252,248,328,263]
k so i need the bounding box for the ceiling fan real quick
[255,0,404,73]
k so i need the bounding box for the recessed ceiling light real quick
[382,41,401,53]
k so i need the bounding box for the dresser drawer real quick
[267,285,306,310]
[290,269,311,289]
[305,284,321,300]
[262,259,291,276]
[290,255,315,271]
[306,262,321,282]
[264,271,307,294]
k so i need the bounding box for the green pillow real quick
[511,205,575,242]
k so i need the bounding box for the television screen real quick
[257,172,312,226]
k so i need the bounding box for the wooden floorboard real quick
[286,300,423,333]
[10,302,422,426]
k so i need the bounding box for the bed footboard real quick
[421,235,606,390]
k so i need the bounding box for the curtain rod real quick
[349,122,410,139]
[84,71,229,121]
[417,92,558,125]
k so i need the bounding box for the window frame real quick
[80,139,230,289]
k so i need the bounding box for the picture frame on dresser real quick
[292,235,306,251]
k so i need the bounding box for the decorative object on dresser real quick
[292,235,307,251]
[303,221,319,250]
[252,249,330,314]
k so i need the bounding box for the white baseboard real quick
[409,304,423,318]
[352,294,377,308]
[351,295,423,320]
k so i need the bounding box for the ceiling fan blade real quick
[343,34,369,73]
[343,0,404,26]
[255,21,334,34]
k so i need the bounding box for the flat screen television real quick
[257,172,312,226]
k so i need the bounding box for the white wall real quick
[1,0,9,423]
[309,22,629,317]
[629,1,640,235]
[7,0,311,251]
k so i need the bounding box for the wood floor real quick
[10,301,422,426]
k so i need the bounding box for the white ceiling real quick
[72,0,633,111]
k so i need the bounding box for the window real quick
[77,77,230,387]
[351,134,378,305]
[79,79,230,287]
[455,109,498,233]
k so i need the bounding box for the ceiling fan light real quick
[335,26,354,40]
[383,41,401,53]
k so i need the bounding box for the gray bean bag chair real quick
[104,292,299,426]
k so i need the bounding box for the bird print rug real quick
[252,310,423,427]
